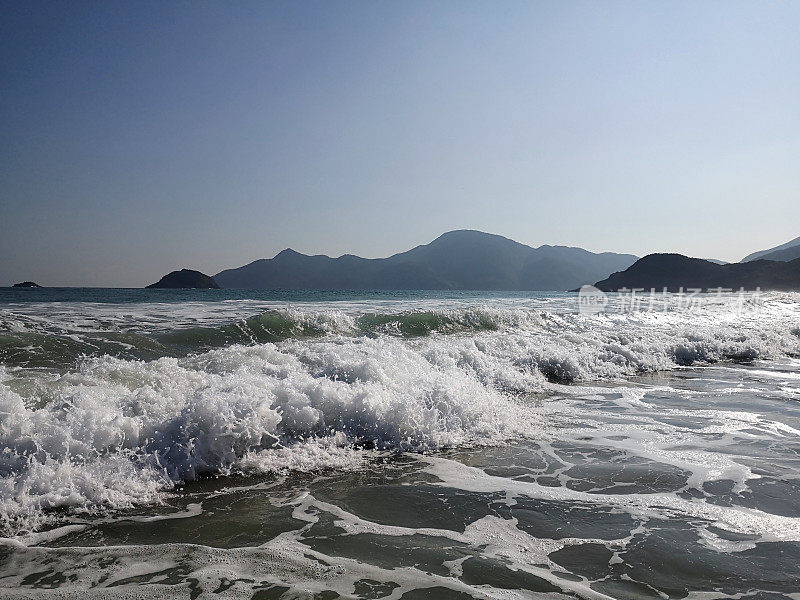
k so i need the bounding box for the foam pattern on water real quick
[0,293,798,534]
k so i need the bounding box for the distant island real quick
[214,230,638,291]
[146,269,221,289]
[593,254,800,292]
[12,281,40,288]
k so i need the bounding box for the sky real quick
[1,0,799,287]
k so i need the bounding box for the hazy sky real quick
[2,1,798,286]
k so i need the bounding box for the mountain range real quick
[214,230,638,291]
[139,231,800,292]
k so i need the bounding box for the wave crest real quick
[1,294,799,533]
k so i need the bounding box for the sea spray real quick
[1,292,799,534]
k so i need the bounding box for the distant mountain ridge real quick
[594,254,800,292]
[742,236,800,263]
[214,230,638,290]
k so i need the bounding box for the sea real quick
[0,287,799,599]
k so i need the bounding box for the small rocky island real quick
[146,269,221,289]
[12,281,41,288]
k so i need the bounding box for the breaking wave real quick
[0,308,518,368]
[0,293,799,534]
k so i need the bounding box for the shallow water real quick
[0,290,798,598]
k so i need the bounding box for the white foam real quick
[0,292,798,534]
[0,335,535,534]
[0,490,618,599]
[0,534,556,599]
[420,456,800,542]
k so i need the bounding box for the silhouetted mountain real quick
[214,230,638,290]
[146,269,220,289]
[594,254,800,292]
[742,236,800,262]
[11,281,40,288]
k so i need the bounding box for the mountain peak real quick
[273,248,306,259]
[431,229,515,243]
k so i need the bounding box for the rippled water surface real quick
[1,289,798,598]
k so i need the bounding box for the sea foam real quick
[0,293,798,534]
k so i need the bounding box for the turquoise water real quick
[1,289,799,598]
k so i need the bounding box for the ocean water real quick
[0,288,799,599]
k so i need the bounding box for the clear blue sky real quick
[2,0,798,286]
